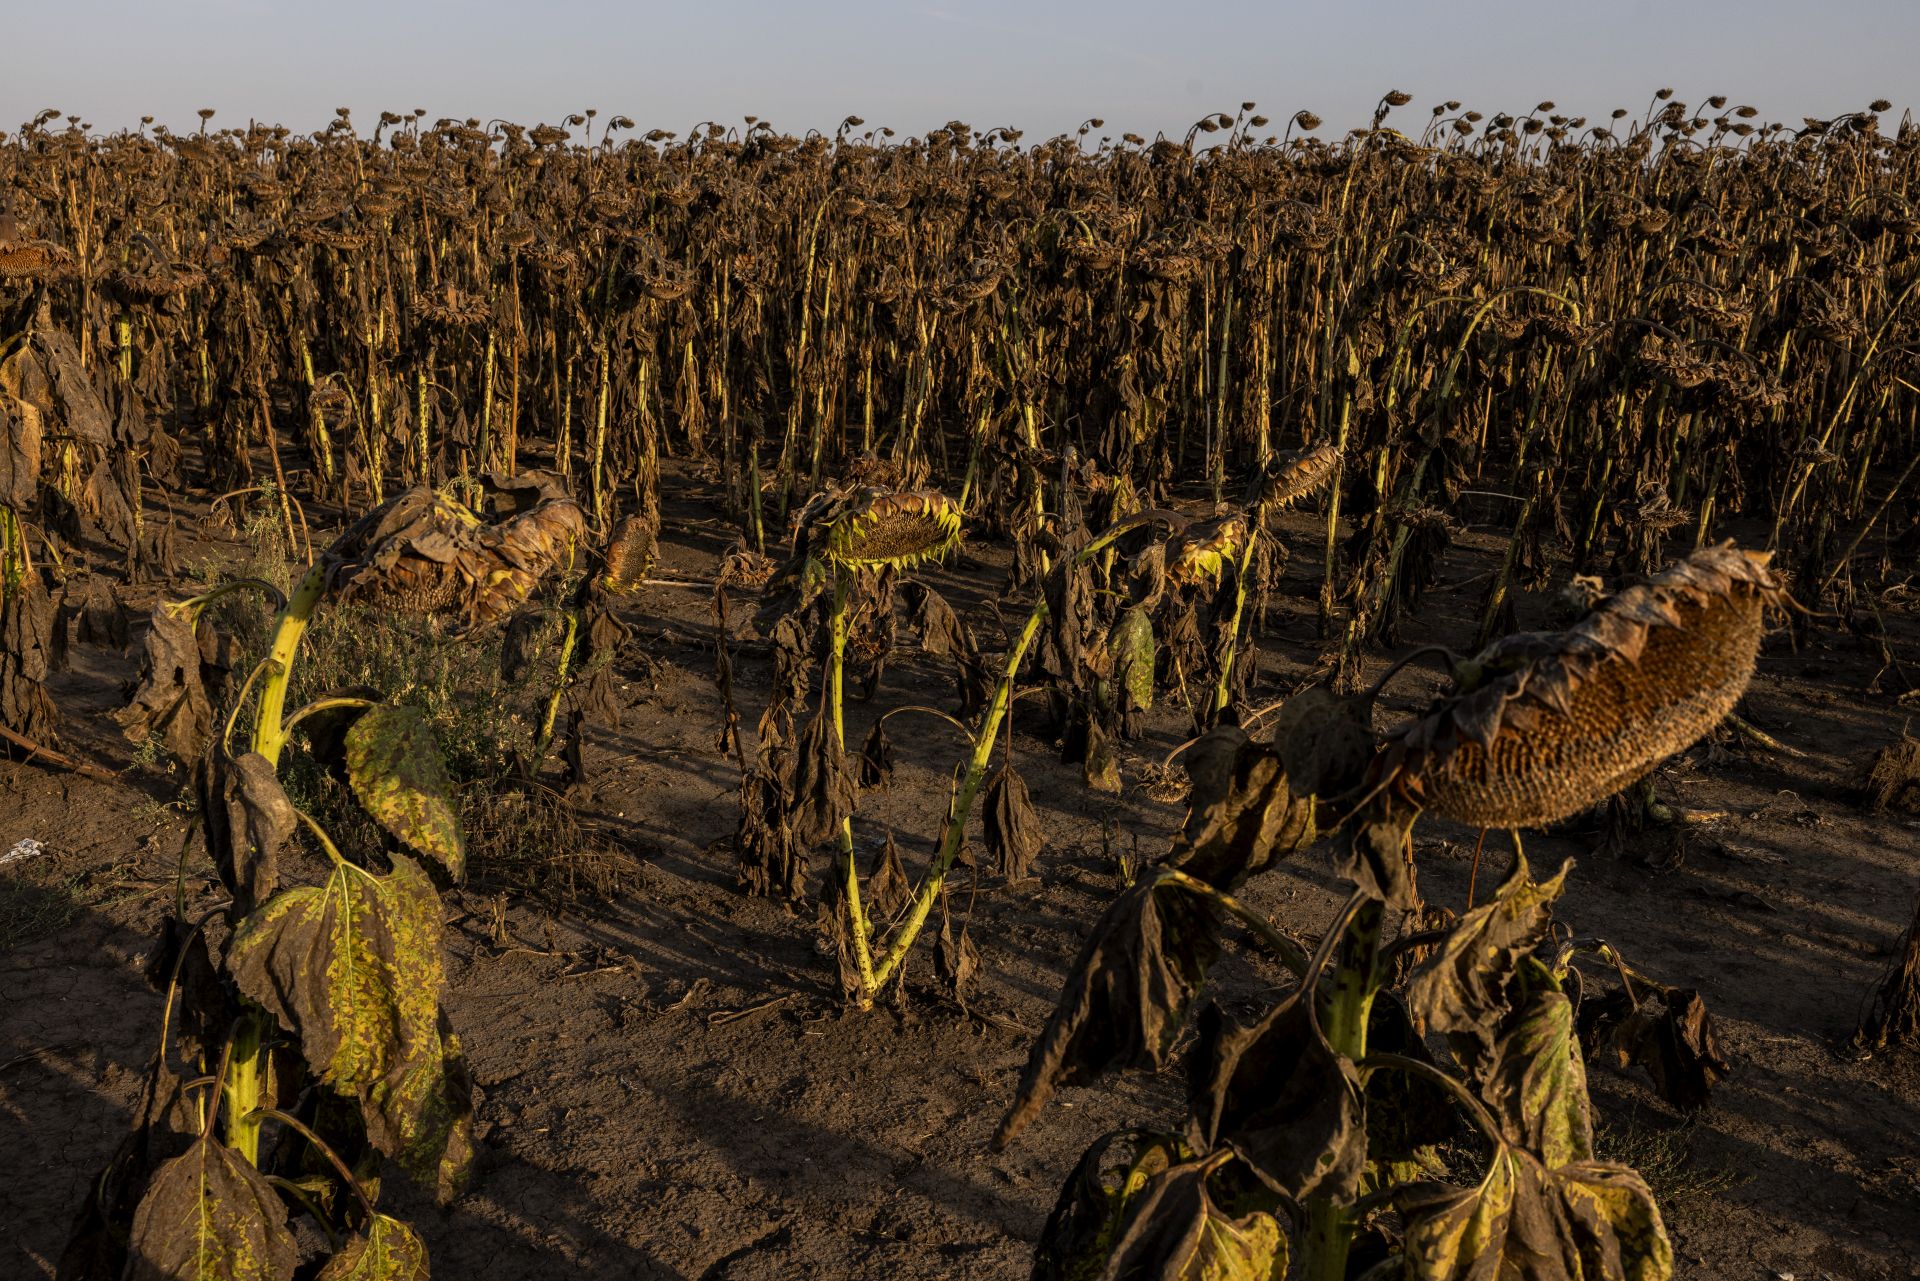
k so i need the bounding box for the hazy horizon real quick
[4,0,1915,144]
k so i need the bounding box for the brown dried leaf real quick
[114,601,212,760]
[781,709,856,848]
[935,908,980,1005]
[1578,980,1729,1112]
[197,751,297,916]
[858,719,895,790]
[1186,992,1367,1204]
[0,384,42,510]
[1169,727,1313,892]
[993,877,1219,1148]
[984,765,1044,880]
[865,831,910,920]
[1273,685,1375,805]
[1408,856,1570,1079]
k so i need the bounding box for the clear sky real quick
[6,0,1915,141]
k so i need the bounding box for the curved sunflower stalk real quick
[795,486,964,999]
[1000,543,1779,1281]
[66,474,585,1280]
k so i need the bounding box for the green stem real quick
[1211,532,1257,719]
[536,610,581,757]
[251,565,328,766]
[825,566,878,1000]
[869,600,1046,990]
[221,1014,270,1166]
[1305,895,1387,1281]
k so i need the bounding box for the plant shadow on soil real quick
[4,489,1920,1280]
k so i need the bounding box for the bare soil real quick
[4,479,1919,1280]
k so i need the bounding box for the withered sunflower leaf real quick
[1396,1145,1674,1281]
[315,1213,431,1281]
[123,1131,298,1281]
[984,765,1044,880]
[356,1010,476,1204]
[1083,715,1122,794]
[57,1051,195,1281]
[859,719,895,790]
[1,569,58,738]
[1335,805,1417,908]
[1041,1134,1286,1281]
[114,601,213,761]
[994,878,1220,1149]
[226,855,445,1097]
[866,832,910,921]
[1170,728,1311,891]
[1578,980,1729,1112]
[1033,1129,1191,1281]
[1407,856,1570,1079]
[782,709,856,848]
[1187,993,1367,1205]
[196,751,297,917]
[1099,1162,1288,1281]
[935,911,980,1005]
[901,581,974,659]
[343,705,466,880]
[1364,991,1460,1166]
[143,916,234,1070]
[0,386,42,510]
[1109,605,1156,714]
[735,768,806,901]
[1485,979,1594,1167]
[1273,685,1376,804]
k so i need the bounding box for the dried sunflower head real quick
[1386,544,1787,830]
[1165,512,1250,588]
[1251,441,1340,512]
[599,511,658,596]
[0,239,75,282]
[323,474,587,630]
[802,486,963,570]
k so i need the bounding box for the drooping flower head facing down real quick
[598,511,659,597]
[801,485,964,571]
[1251,441,1340,513]
[1165,512,1250,589]
[323,472,588,631]
[1387,543,1788,829]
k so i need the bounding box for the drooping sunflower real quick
[1164,512,1250,589]
[323,472,587,630]
[1387,543,1787,829]
[801,485,964,570]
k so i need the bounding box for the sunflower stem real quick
[251,564,328,766]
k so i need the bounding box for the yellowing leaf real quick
[1484,985,1593,1168]
[124,1132,298,1281]
[344,705,465,880]
[227,856,444,1094]
[358,1012,476,1204]
[316,1213,431,1281]
[1109,605,1156,713]
[1398,1144,1673,1281]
